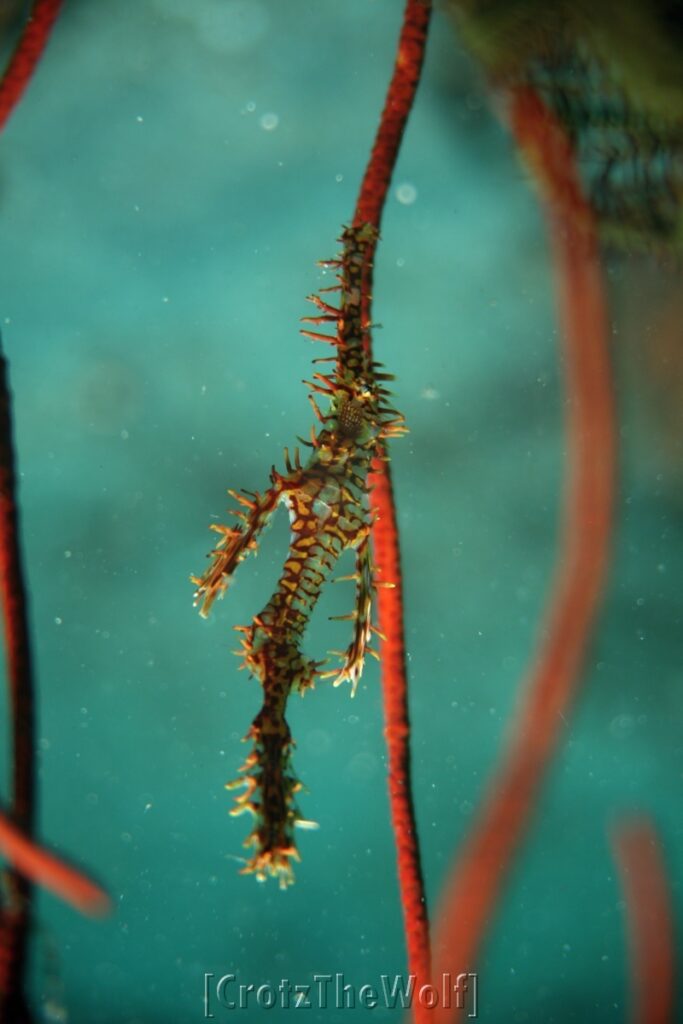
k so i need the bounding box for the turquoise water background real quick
[0,1,681,1020]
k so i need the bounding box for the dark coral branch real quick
[431,85,616,1013]
[0,0,64,132]
[0,341,37,1021]
[0,5,65,1016]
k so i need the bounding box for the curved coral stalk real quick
[431,85,616,1015]
[0,0,64,131]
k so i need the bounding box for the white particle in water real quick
[259,112,279,131]
[396,182,417,205]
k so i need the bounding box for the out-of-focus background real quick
[0,1,681,1021]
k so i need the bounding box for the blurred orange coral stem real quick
[351,0,434,1011]
[0,809,111,918]
[0,0,64,131]
[431,84,616,1015]
[610,817,675,1024]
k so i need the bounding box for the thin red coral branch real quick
[354,0,432,230]
[0,809,110,918]
[610,817,675,1024]
[352,0,433,1008]
[0,0,64,132]
[431,85,616,1014]
[368,459,432,995]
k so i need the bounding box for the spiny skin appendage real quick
[193,224,405,884]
